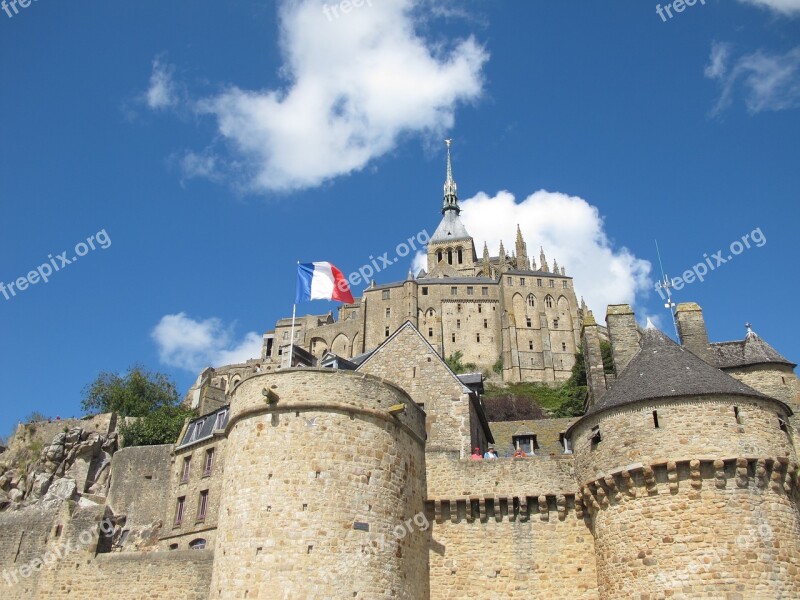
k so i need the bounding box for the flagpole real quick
[288,302,297,368]
[288,260,299,368]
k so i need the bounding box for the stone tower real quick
[570,319,800,598]
[209,369,429,599]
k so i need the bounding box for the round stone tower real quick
[209,368,428,600]
[569,326,800,599]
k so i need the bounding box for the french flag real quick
[295,262,354,304]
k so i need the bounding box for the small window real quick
[553,319,559,329]
[382,290,390,300]
[385,307,391,318]
[197,490,209,522]
[467,286,474,295]
[457,303,462,313]
[175,496,186,527]
[451,286,457,296]
[189,538,207,550]
[456,319,461,329]
[734,406,742,425]
[428,327,433,338]
[181,457,191,483]
[546,296,554,309]
[481,287,488,296]
[537,278,542,287]
[653,411,660,428]
[782,377,786,385]
[520,278,525,286]
[283,331,289,340]
[563,280,568,288]
[559,433,572,454]
[422,287,428,295]
[437,251,443,262]
[526,318,532,328]
[457,249,463,264]
[483,319,488,329]
[512,435,538,455]
[451,333,456,343]
[527,294,535,307]
[528,341,533,350]
[203,448,215,476]
[562,342,567,351]
[169,543,179,551]
[507,277,512,285]
[476,333,481,343]
[478,304,482,313]
[779,417,788,433]
[590,426,602,446]
[549,280,555,288]
[385,327,390,337]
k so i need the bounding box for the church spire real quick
[442,139,459,215]
[482,242,491,276]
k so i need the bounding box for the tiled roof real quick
[712,333,795,369]
[430,211,472,243]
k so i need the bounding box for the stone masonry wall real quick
[572,395,796,486]
[209,369,429,600]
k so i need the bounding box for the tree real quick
[445,351,478,375]
[81,366,194,447]
[81,365,180,417]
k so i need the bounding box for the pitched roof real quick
[489,417,576,457]
[430,210,472,243]
[580,326,779,420]
[712,332,796,369]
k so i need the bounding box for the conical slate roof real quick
[430,210,471,243]
[712,330,796,369]
[585,326,775,418]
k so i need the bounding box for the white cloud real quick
[184,0,488,192]
[151,313,262,372]
[706,43,800,115]
[146,58,179,110]
[737,0,800,15]
[456,190,652,321]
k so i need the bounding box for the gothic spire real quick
[442,139,459,215]
[482,242,491,275]
[540,247,549,272]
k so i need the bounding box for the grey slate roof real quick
[371,276,496,290]
[430,211,472,243]
[712,333,796,369]
[582,327,777,419]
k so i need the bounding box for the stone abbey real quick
[1,146,799,599]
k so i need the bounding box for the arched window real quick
[545,295,554,309]
[457,248,463,264]
[189,538,207,550]
[447,249,453,265]
[437,250,443,262]
[527,294,535,308]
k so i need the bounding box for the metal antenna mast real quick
[654,240,680,339]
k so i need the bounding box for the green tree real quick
[81,365,194,447]
[445,351,478,375]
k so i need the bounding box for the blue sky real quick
[1,0,799,438]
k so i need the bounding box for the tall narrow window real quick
[652,411,660,428]
[526,317,532,328]
[451,286,457,296]
[428,327,433,338]
[385,326,390,337]
[484,319,488,329]
[197,490,209,522]
[537,278,542,287]
[456,319,461,329]
[214,410,228,430]
[476,333,481,343]
[553,319,559,329]
[527,294,535,307]
[457,303,462,313]
[451,333,456,343]
[437,251,442,262]
[478,304,482,313]
[562,342,567,351]
[520,278,525,286]
[385,307,391,318]
[448,250,453,264]
[529,341,534,350]
[181,457,191,483]
[507,277,512,285]
[203,448,215,476]
[175,496,186,526]
[457,249,463,264]
[734,406,742,425]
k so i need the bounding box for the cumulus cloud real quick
[152,313,262,372]
[452,190,652,320]
[146,58,179,110]
[179,0,487,192]
[736,0,800,15]
[706,43,800,115]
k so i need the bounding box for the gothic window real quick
[545,296,554,309]
[448,250,453,265]
[527,294,535,308]
[457,248,463,264]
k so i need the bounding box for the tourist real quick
[513,448,527,458]
[484,447,498,460]
[470,447,482,460]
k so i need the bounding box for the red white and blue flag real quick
[295,262,354,304]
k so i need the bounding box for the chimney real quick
[675,302,714,365]
[581,311,607,407]
[606,304,640,374]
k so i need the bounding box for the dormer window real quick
[512,435,538,455]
